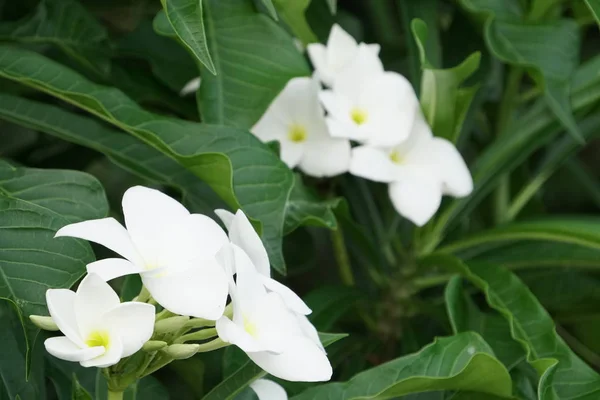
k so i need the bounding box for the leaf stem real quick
[330,227,355,286]
[107,390,124,400]
[493,67,523,224]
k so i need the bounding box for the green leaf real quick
[203,333,346,400]
[445,277,525,369]
[0,91,338,273]
[426,54,600,249]
[272,0,318,45]
[0,0,110,76]
[117,20,198,93]
[260,0,278,20]
[461,0,583,142]
[411,19,481,142]
[325,0,337,14]
[201,0,310,128]
[71,375,92,400]
[160,0,216,75]
[291,332,512,399]
[0,159,107,372]
[424,255,600,399]
[585,0,600,26]
[304,285,360,331]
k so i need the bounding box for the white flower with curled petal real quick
[55,186,229,320]
[250,379,288,400]
[216,248,331,382]
[319,44,419,148]
[251,76,351,178]
[349,112,473,226]
[43,273,154,368]
[307,23,380,87]
[215,209,311,316]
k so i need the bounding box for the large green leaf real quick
[424,54,600,251]
[0,0,110,76]
[200,0,310,129]
[203,333,346,400]
[445,277,525,370]
[0,48,334,274]
[460,0,583,142]
[411,19,481,142]
[0,159,107,373]
[291,332,512,399]
[424,255,600,399]
[272,0,318,45]
[160,0,216,75]
[584,0,600,26]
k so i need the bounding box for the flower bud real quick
[154,316,189,335]
[142,340,168,352]
[163,344,200,360]
[29,315,59,331]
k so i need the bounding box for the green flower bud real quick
[142,340,168,352]
[154,316,190,335]
[163,344,200,360]
[29,315,59,331]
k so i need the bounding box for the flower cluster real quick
[251,25,473,226]
[35,186,332,384]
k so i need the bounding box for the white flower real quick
[44,273,155,368]
[349,112,473,226]
[215,248,331,382]
[307,24,380,87]
[251,76,351,178]
[215,209,311,316]
[319,45,419,148]
[250,379,288,400]
[55,186,230,320]
[180,77,201,96]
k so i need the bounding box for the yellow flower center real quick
[389,151,403,164]
[350,108,368,125]
[85,330,111,349]
[243,316,258,337]
[288,124,307,143]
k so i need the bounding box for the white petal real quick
[307,44,331,86]
[101,302,155,357]
[86,258,143,281]
[80,333,124,368]
[349,146,397,183]
[142,259,228,320]
[55,218,144,266]
[280,141,305,169]
[250,379,288,400]
[248,336,332,382]
[46,289,84,347]
[333,44,384,98]
[233,248,269,314]
[216,316,269,353]
[428,138,473,197]
[298,136,351,178]
[44,336,104,362]
[261,277,311,315]
[248,292,300,353]
[367,43,381,56]
[156,214,229,267]
[214,209,235,230]
[122,186,190,265]
[324,116,366,143]
[228,210,270,277]
[388,171,443,226]
[180,77,201,96]
[297,315,324,351]
[75,274,120,338]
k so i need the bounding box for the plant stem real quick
[494,67,523,224]
[175,328,218,344]
[330,227,354,286]
[413,273,454,291]
[107,390,124,400]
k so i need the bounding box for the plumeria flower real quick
[215,209,311,316]
[250,379,288,400]
[44,273,154,367]
[349,112,473,226]
[319,45,419,147]
[216,249,331,382]
[307,23,380,87]
[55,186,229,320]
[251,76,351,178]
